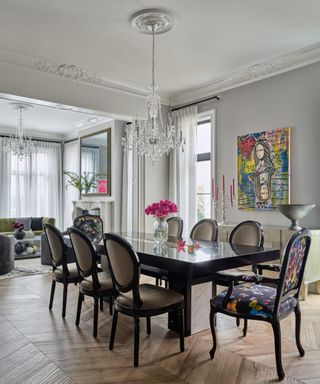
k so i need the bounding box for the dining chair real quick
[209,228,312,381]
[103,232,185,367]
[68,226,115,338]
[167,216,183,239]
[214,221,264,333]
[190,219,218,242]
[43,223,81,318]
[73,214,103,244]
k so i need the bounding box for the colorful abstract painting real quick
[237,128,290,210]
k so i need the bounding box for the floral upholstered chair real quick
[73,214,103,244]
[209,228,312,381]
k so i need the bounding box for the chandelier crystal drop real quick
[122,9,185,165]
[3,103,37,161]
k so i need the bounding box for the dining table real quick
[64,232,280,336]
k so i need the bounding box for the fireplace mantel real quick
[72,198,114,232]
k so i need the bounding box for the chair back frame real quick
[103,233,141,311]
[67,226,100,290]
[167,217,183,239]
[43,223,68,274]
[273,228,311,319]
[229,220,264,247]
[190,219,218,242]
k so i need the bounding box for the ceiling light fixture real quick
[3,103,37,160]
[122,9,184,165]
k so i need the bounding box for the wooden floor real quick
[0,274,320,384]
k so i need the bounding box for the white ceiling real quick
[0,97,111,138]
[0,0,320,135]
[1,0,320,101]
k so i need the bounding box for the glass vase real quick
[153,217,168,245]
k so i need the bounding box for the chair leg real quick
[109,309,118,350]
[236,317,240,327]
[272,320,285,380]
[49,280,56,310]
[146,316,151,335]
[209,307,217,359]
[109,296,113,316]
[155,278,159,286]
[243,318,248,337]
[76,292,83,326]
[165,280,168,289]
[62,283,68,318]
[100,297,104,311]
[294,304,305,357]
[93,297,99,338]
[178,308,185,352]
[134,316,140,367]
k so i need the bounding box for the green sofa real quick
[0,217,55,236]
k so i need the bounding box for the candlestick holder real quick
[213,192,236,225]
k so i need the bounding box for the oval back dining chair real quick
[190,219,218,242]
[104,232,185,367]
[73,214,103,244]
[209,228,312,381]
[68,226,115,338]
[167,217,183,239]
[43,223,81,318]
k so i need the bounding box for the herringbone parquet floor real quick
[0,274,319,384]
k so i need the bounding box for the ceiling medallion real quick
[34,60,102,84]
[122,9,184,165]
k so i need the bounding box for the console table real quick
[218,224,320,299]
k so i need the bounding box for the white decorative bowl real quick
[277,204,316,230]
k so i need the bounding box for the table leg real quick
[168,275,192,336]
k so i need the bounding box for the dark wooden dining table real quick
[64,232,280,336]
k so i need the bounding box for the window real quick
[196,116,212,221]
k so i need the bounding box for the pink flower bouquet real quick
[145,199,178,219]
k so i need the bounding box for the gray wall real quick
[199,61,320,228]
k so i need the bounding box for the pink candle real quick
[232,178,235,197]
[230,185,233,204]
[211,178,214,200]
[216,186,219,202]
[222,175,225,193]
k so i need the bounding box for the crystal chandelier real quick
[3,103,37,161]
[122,9,184,165]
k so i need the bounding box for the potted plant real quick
[64,171,107,197]
[12,222,25,240]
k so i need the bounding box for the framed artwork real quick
[237,128,290,210]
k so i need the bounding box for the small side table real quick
[0,234,15,274]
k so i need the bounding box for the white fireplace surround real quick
[72,198,114,233]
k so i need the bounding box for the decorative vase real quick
[153,217,168,245]
[14,229,25,240]
[14,242,25,255]
[26,247,34,255]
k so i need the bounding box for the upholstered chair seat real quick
[115,283,184,313]
[80,272,113,293]
[53,263,79,279]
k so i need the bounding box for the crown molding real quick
[169,42,320,107]
[0,46,170,102]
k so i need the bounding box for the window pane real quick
[196,161,211,194]
[196,122,211,154]
[197,194,211,221]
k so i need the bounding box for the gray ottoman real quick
[0,234,15,274]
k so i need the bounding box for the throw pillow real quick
[15,217,32,231]
[31,217,43,231]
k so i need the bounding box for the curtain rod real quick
[171,94,221,112]
[0,133,62,144]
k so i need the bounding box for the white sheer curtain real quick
[81,146,99,175]
[169,106,198,237]
[63,140,80,228]
[121,124,145,233]
[0,137,63,228]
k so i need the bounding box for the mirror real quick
[80,128,111,196]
